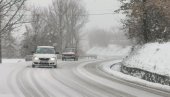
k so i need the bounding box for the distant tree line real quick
[117,0,170,44]
[88,28,130,48]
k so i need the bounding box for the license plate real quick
[40,61,48,63]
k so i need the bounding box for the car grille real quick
[39,58,50,61]
[39,62,49,65]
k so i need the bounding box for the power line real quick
[87,12,114,16]
[87,9,115,12]
[12,12,115,17]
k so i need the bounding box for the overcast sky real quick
[27,0,123,31]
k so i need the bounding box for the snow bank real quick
[2,59,25,63]
[123,42,170,77]
[100,60,170,92]
[86,45,131,59]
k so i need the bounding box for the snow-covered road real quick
[0,58,169,97]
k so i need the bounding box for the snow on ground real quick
[123,42,170,77]
[86,44,131,59]
[2,59,25,63]
[0,59,83,97]
[0,59,26,97]
[100,60,170,92]
[86,43,170,91]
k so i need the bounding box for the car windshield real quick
[36,47,55,54]
[64,48,75,52]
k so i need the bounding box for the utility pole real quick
[59,13,63,54]
[143,0,148,43]
[0,6,2,63]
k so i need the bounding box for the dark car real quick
[62,48,78,61]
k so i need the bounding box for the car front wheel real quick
[53,65,57,68]
[32,65,35,68]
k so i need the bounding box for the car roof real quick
[37,46,54,48]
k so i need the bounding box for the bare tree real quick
[45,0,87,52]
[64,0,88,53]
[2,25,18,58]
[45,0,69,53]
[21,8,52,56]
[0,0,26,63]
[21,0,88,56]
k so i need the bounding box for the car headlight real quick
[34,57,39,60]
[50,57,56,61]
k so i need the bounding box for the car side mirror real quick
[55,52,59,54]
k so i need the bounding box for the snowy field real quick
[123,42,170,77]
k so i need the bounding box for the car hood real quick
[33,54,56,58]
[62,52,75,55]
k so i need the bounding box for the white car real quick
[32,46,58,68]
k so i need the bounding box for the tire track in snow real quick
[77,59,168,97]
[49,60,102,97]
[50,70,96,97]
[30,69,65,97]
[7,62,42,97]
[75,60,136,97]
[6,60,93,97]
[49,60,98,97]
[40,69,81,97]
[7,66,25,97]
[50,60,120,97]
[16,68,42,97]
[29,61,87,97]
[73,62,132,97]
[75,61,136,97]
